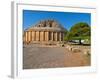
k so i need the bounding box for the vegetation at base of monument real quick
[64,22,91,45]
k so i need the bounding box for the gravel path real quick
[23,44,90,69]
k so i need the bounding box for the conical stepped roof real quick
[26,19,66,31]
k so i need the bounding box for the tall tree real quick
[67,22,91,44]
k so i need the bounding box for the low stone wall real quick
[65,44,90,55]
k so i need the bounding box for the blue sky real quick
[23,10,91,30]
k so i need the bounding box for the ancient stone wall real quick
[23,19,66,44]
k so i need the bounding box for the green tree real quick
[67,22,91,44]
[64,30,68,41]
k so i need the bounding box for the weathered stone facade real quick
[23,19,66,44]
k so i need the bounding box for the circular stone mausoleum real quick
[23,19,66,44]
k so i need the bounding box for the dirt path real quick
[23,45,90,69]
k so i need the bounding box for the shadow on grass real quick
[68,43,91,46]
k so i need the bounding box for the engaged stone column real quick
[47,31,49,41]
[55,32,58,41]
[57,32,59,41]
[28,31,31,42]
[25,31,28,42]
[53,32,56,41]
[34,31,36,41]
[43,31,45,41]
[44,31,46,41]
[36,31,40,41]
[31,31,33,41]
[30,31,32,42]
[59,32,62,41]
[32,31,35,41]
[45,31,49,41]
[40,31,44,41]
[39,31,40,41]
[27,31,29,42]
[51,32,53,41]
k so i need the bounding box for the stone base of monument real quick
[24,41,65,46]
